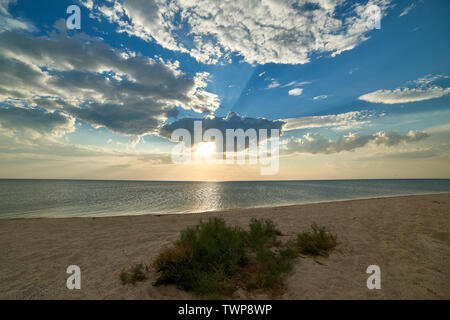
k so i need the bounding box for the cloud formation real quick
[0,0,33,31]
[399,3,416,17]
[282,111,372,131]
[0,29,219,136]
[359,87,450,104]
[288,88,303,96]
[0,107,75,139]
[283,130,429,155]
[358,74,450,104]
[85,0,391,65]
[160,112,284,143]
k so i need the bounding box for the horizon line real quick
[1,177,450,183]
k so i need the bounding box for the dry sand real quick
[0,193,449,300]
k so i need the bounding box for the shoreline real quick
[1,193,449,299]
[3,191,450,221]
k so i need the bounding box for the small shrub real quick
[152,246,193,287]
[296,223,337,256]
[247,218,282,250]
[244,245,294,292]
[120,263,148,285]
[176,217,248,276]
[152,217,297,297]
[153,217,247,296]
[278,240,299,260]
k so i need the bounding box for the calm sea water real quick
[0,179,449,219]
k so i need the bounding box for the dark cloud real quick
[159,112,285,147]
[0,30,207,103]
[0,30,219,137]
[0,107,74,137]
[65,100,165,135]
[0,55,55,97]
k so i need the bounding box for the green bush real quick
[152,246,194,287]
[247,218,282,250]
[244,244,295,292]
[296,223,337,256]
[153,217,247,296]
[176,217,248,276]
[152,217,296,297]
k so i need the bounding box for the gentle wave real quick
[1,179,449,218]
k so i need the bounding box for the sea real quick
[0,179,449,219]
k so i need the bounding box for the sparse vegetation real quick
[119,263,148,285]
[296,223,337,256]
[153,217,247,297]
[120,218,337,298]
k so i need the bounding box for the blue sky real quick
[0,0,449,180]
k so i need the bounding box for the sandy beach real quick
[0,193,449,300]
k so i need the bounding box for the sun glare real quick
[194,142,216,159]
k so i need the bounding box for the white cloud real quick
[281,81,297,88]
[399,3,416,17]
[282,130,429,155]
[359,74,450,104]
[84,0,392,65]
[267,79,311,89]
[410,74,449,86]
[280,80,311,88]
[282,111,371,131]
[359,87,450,104]
[267,80,280,89]
[79,0,94,10]
[288,88,303,96]
[313,95,328,100]
[0,0,33,31]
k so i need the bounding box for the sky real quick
[0,0,449,181]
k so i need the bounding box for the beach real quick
[0,193,449,300]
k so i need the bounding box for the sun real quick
[194,142,216,159]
